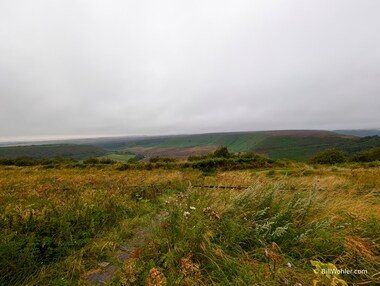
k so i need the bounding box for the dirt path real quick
[82,213,166,285]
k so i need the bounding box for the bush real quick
[349,147,380,162]
[83,157,100,164]
[149,157,178,163]
[98,158,116,164]
[134,154,145,161]
[213,146,232,158]
[367,147,380,161]
[308,149,347,164]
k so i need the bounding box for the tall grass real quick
[143,178,379,285]
[0,165,379,285]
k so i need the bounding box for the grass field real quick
[0,163,379,285]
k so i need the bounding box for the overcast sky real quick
[1,0,379,141]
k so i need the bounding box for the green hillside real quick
[2,131,380,162]
[252,132,349,160]
[120,132,269,152]
[255,134,380,160]
[95,130,380,161]
[0,144,107,160]
[335,129,380,137]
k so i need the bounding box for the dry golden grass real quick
[0,164,379,285]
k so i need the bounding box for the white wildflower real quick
[183,211,190,219]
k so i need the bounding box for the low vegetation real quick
[0,155,379,285]
[309,147,380,164]
[0,144,107,160]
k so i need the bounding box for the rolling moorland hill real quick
[0,144,107,160]
[1,130,380,161]
[335,129,380,137]
[89,130,380,161]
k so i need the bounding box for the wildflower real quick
[120,259,138,285]
[285,262,292,268]
[281,278,289,284]
[145,268,167,286]
[130,248,142,258]
[183,211,190,219]
[180,254,200,277]
[160,223,170,229]
[203,207,221,220]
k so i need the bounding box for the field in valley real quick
[0,163,379,285]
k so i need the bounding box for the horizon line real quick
[1,128,379,144]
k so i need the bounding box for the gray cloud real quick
[1,0,380,141]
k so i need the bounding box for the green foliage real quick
[149,157,178,163]
[191,157,273,172]
[83,157,116,164]
[309,149,347,164]
[134,154,145,161]
[0,156,76,166]
[0,192,130,285]
[350,147,380,162]
[0,144,107,160]
[148,186,345,285]
[213,146,231,158]
[83,157,100,164]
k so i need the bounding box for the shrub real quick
[349,147,380,162]
[83,157,100,164]
[99,158,116,164]
[308,149,347,164]
[367,147,380,161]
[213,146,231,158]
[149,157,178,163]
[13,156,39,166]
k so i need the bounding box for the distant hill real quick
[335,129,380,137]
[2,130,380,161]
[85,130,380,161]
[0,144,107,160]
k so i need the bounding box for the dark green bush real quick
[213,146,231,158]
[98,158,116,164]
[308,149,347,164]
[83,157,100,164]
[149,157,178,163]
